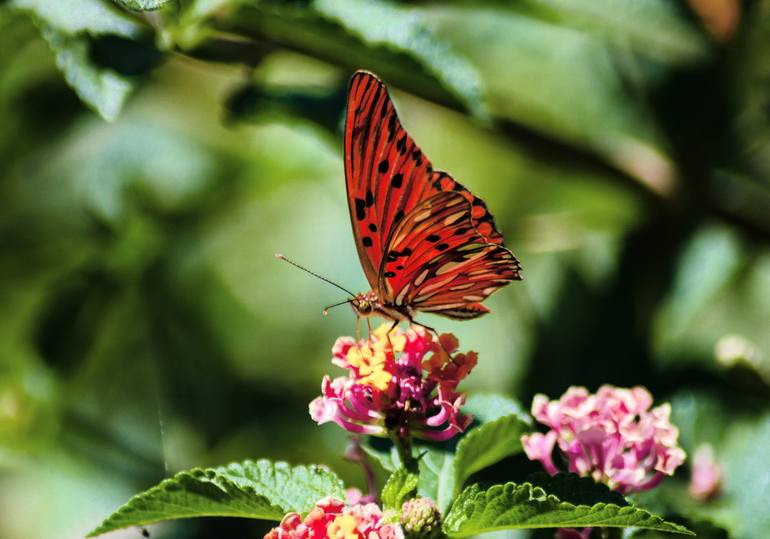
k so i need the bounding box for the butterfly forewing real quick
[345,71,435,288]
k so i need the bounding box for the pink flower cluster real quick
[309,324,475,441]
[264,497,402,539]
[522,385,686,494]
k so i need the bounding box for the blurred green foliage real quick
[0,0,768,538]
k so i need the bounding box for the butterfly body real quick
[344,71,521,323]
[350,290,414,322]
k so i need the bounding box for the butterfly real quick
[342,70,521,325]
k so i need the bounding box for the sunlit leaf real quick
[381,468,418,511]
[453,414,530,492]
[88,460,346,536]
[39,27,135,122]
[314,0,485,116]
[111,0,173,11]
[462,393,531,424]
[443,480,694,536]
[417,446,456,513]
[226,0,485,116]
[11,0,143,37]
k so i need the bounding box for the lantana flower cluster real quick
[522,385,686,494]
[310,324,476,441]
[265,497,402,539]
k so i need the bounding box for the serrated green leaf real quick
[11,0,143,37]
[227,0,485,116]
[39,26,134,122]
[443,482,694,537]
[314,0,484,117]
[454,414,531,491]
[381,468,419,511]
[112,0,173,11]
[88,460,345,536]
[526,473,629,507]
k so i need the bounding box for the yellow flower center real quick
[346,345,391,390]
[344,324,406,391]
[373,323,406,354]
[327,514,359,539]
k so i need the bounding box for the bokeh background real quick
[1,1,769,538]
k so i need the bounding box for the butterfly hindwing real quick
[429,171,504,245]
[378,191,521,318]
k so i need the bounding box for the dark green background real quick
[0,1,768,538]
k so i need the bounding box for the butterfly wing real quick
[345,71,507,290]
[345,71,435,288]
[378,191,521,319]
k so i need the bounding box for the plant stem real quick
[391,432,418,473]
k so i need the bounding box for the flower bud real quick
[400,498,442,539]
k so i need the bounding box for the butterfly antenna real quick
[275,253,357,297]
[322,299,352,316]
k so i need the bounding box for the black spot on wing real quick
[362,236,373,247]
[396,136,407,154]
[391,173,403,188]
[426,234,440,242]
[387,114,397,141]
[378,160,389,173]
[355,198,366,220]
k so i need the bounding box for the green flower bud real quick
[400,497,442,539]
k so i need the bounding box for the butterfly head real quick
[351,291,379,317]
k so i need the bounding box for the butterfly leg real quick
[355,316,362,343]
[410,320,456,361]
[385,319,400,354]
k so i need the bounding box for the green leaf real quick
[526,472,629,507]
[453,414,531,490]
[363,440,456,512]
[524,0,708,64]
[443,481,694,537]
[39,26,135,121]
[362,438,400,472]
[313,0,485,117]
[111,0,173,11]
[462,393,531,424]
[226,0,485,116]
[365,398,531,513]
[381,468,419,511]
[417,446,456,514]
[11,0,143,38]
[88,459,346,536]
